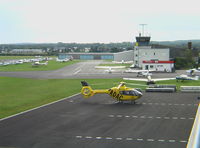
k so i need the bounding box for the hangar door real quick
[80,55,94,60]
[58,54,71,59]
[101,55,114,60]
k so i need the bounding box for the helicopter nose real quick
[137,91,143,97]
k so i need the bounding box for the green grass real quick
[99,63,132,68]
[0,60,80,71]
[0,77,122,119]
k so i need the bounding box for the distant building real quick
[10,49,44,54]
[58,50,134,61]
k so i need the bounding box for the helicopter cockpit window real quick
[120,91,136,96]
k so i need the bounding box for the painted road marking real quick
[74,69,82,75]
[106,137,112,140]
[85,136,92,139]
[75,136,187,143]
[126,138,133,140]
[140,103,198,106]
[108,115,194,120]
[158,139,165,142]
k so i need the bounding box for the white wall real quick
[114,50,134,61]
[142,63,174,72]
[134,46,170,67]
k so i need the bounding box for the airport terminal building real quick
[58,35,174,72]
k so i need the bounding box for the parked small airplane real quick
[112,60,133,64]
[186,68,200,76]
[32,61,48,66]
[81,81,142,103]
[124,74,199,84]
[124,69,153,77]
[176,74,199,82]
[123,75,175,85]
[56,58,70,62]
[15,60,24,64]
[95,66,126,73]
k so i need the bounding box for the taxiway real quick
[0,92,199,148]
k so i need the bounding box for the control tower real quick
[135,24,151,46]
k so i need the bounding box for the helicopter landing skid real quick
[116,100,136,104]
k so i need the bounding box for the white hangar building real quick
[58,50,134,61]
[133,35,174,72]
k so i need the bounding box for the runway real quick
[0,92,199,148]
[0,60,186,79]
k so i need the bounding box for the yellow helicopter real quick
[81,81,143,103]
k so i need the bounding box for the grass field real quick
[1,76,200,119]
[0,77,122,119]
[0,60,80,71]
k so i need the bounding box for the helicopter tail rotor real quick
[81,81,94,98]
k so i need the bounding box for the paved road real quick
[0,60,187,79]
[0,92,199,148]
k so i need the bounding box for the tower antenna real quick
[139,24,147,36]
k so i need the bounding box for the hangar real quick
[58,50,134,61]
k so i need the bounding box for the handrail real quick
[187,104,200,148]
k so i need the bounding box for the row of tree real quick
[1,40,200,69]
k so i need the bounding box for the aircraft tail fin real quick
[81,81,94,98]
[195,76,199,80]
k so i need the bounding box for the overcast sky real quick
[0,0,200,43]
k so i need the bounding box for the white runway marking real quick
[74,69,81,75]
[75,136,187,143]
[108,115,194,120]
[141,102,198,106]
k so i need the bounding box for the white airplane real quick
[95,66,126,73]
[2,62,11,66]
[56,58,70,62]
[124,74,199,85]
[176,74,199,81]
[123,75,175,85]
[32,61,48,66]
[112,60,133,64]
[15,60,24,64]
[124,69,153,77]
[186,68,200,76]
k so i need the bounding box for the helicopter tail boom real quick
[81,81,109,98]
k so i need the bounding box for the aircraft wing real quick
[112,61,122,64]
[152,78,176,81]
[123,77,176,82]
[95,66,126,69]
[123,78,148,82]
[124,61,133,64]
[124,69,151,73]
